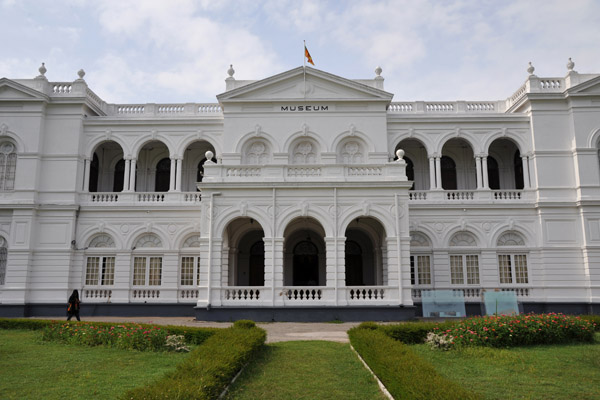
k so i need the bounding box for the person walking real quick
[67,289,81,321]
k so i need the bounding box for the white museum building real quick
[0,60,599,320]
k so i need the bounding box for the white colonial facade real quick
[0,61,599,320]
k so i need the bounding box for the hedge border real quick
[348,327,479,400]
[0,318,219,345]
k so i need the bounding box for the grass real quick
[224,341,387,400]
[0,329,189,400]
[410,333,600,400]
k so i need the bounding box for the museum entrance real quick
[283,217,326,286]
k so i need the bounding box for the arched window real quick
[85,234,116,286]
[155,158,171,192]
[441,156,457,190]
[89,153,99,192]
[497,231,528,284]
[449,231,479,285]
[410,232,432,286]
[180,235,201,287]
[133,234,163,286]
[0,143,17,191]
[487,156,500,190]
[113,159,125,192]
[0,236,7,285]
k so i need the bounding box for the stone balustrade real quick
[411,286,532,302]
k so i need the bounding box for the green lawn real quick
[224,341,387,400]
[0,329,188,400]
[410,337,600,400]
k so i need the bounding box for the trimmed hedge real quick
[581,315,600,331]
[379,320,458,344]
[0,318,218,345]
[123,325,267,400]
[348,327,479,400]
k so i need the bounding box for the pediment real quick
[0,79,48,101]
[217,67,393,103]
[569,75,600,95]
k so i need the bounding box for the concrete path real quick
[31,316,360,343]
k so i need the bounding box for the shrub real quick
[380,320,458,344]
[433,313,596,348]
[348,327,478,400]
[357,321,379,330]
[165,335,190,352]
[425,332,454,350]
[233,319,256,329]
[581,315,600,331]
[123,326,267,399]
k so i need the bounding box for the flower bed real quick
[42,323,175,351]
[433,313,596,348]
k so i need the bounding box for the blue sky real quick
[1,0,599,104]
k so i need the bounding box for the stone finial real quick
[527,62,535,76]
[567,57,575,71]
[375,66,382,77]
[205,150,214,161]
[396,149,405,160]
[227,64,235,78]
[77,69,86,79]
[38,62,47,77]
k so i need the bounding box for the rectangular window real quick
[410,255,432,285]
[450,254,479,285]
[85,256,115,286]
[498,254,528,284]
[180,256,194,286]
[133,256,163,286]
[133,257,146,286]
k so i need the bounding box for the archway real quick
[182,140,216,191]
[283,218,326,286]
[224,218,265,286]
[344,217,385,286]
[441,138,475,190]
[89,141,124,192]
[488,138,523,189]
[395,138,429,190]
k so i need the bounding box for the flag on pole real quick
[304,45,315,66]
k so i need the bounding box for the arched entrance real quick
[283,218,326,286]
[345,217,386,286]
[224,218,265,286]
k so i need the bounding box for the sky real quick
[1,0,599,104]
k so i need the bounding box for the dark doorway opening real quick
[293,241,319,286]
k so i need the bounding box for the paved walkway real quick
[32,316,360,343]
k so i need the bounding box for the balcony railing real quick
[81,192,202,205]
[411,286,532,302]
[408,189,533,203]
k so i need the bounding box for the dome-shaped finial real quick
[38,62,47,76]
[77,69,86,79]
[375,66,382,77]
[567,57,575,71]
[396,149,405,160]
[227,64,235,77]
[205,150,214,161]
[527,62,535,76]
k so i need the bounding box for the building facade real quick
[0,61,599,320]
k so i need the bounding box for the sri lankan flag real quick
[304,45,315,66]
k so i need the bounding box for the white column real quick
[169,158,176,192]
[428,156,436,190]
[175,158,183,191]
[475,156,482,189]
[83,158,91,191]
[129,158,137,192]
[522,155,531,188]
[123,158,131,191]
[435,156,442,189]
[482,156,489,189]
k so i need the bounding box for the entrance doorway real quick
[293,241,319,286]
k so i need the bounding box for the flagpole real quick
[303,40,306,100]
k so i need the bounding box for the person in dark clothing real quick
[67,289,81,321]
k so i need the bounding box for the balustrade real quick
[493,190,522,200]
[83,289,112,300]
[445,191,474,200]
[412,287,531,301]
[347,287,386,300]
[224,288,262,301]
[52,83,72,94]
[287,167,321,177]
[137,193,165,202]
[131,289,160,299]
[283,287,323,301]
[179,289,199,300]
[408,191,428,200]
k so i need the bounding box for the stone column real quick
[169,157,176,192]
[522,155,530,188]
[272,238,285,306]
[428,156,436,190]
[175,158,183,191]
[129,158,137,192]
[435,156,442,189]
[482,156,489,189]
[475,156,482,189]
[83,158,91,192]
[123,158,131,191]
